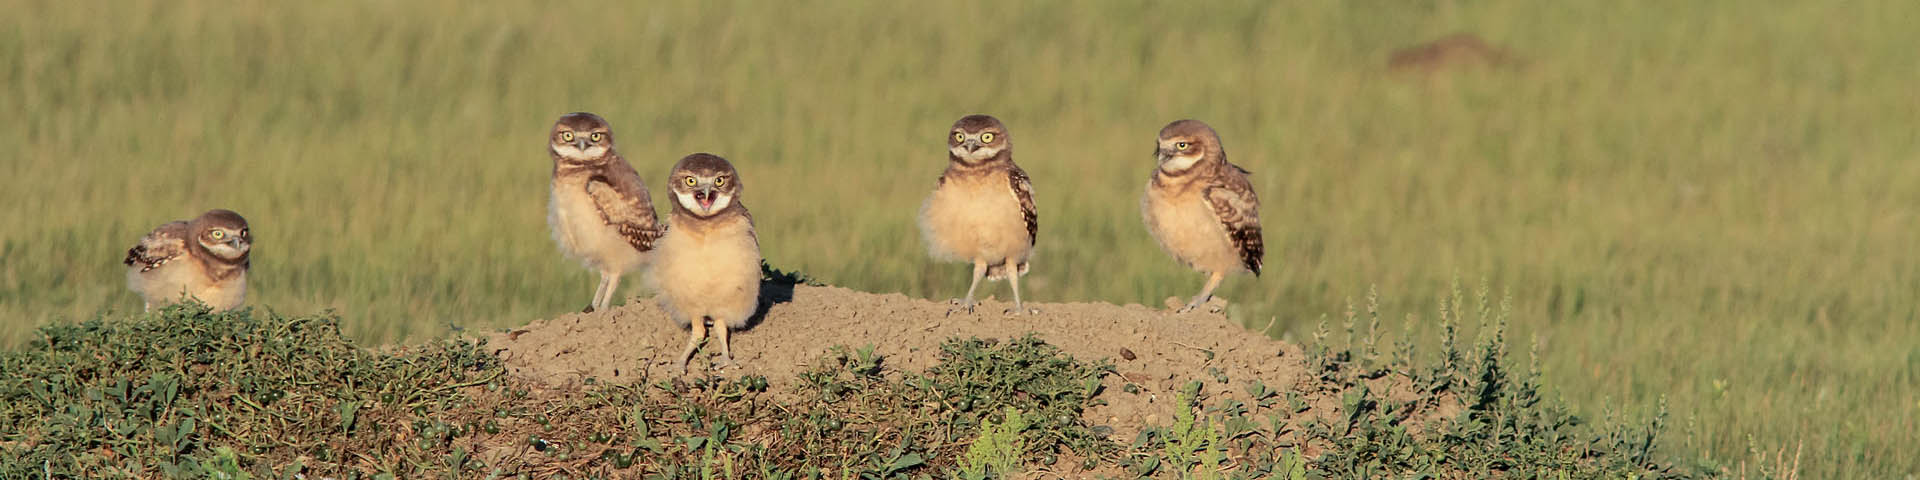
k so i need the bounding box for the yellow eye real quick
[210,231,226,239]
[590,132,603,142]
[684,176,697,187]
[560,131,574,142]
[714,176,727,187]
[981,132,995,143]
[953,132,965,142]
[1176,141,1191,150]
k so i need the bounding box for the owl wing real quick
[1203,164,1264,275]
[585,162,665,252]
[124,221,190,272]
[1008,165,1037,246]
[743,209,760,248]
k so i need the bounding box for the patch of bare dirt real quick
[1387,32,1525,74]
[486,283,1315,441]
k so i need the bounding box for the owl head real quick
[191,209,251,262]
[668,153,742,217]
[550,112,616,163]
[1155,119,1225,173]
[948,114,1010,164]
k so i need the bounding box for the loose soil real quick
[486,282,1318,442]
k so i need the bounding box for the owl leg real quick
[1177,271,1227,313]
[949,259,989,316]
[585,274,610,313]
[1003,262,1032,316]
[677,317,708,375]
[599,273,624,312]
[712,321,736,370]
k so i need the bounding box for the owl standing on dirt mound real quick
[919,114,1038,316]
[653,153,762,374]
[123,209,252,312]
[547,112,665,313]
[1141,119,1264,313]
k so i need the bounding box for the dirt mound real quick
[487,283,1313,440]
[1387,32,1525,74]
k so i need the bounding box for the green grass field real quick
[2,0,1915,476]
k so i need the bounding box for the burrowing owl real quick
[919,114,1038,315]
[1141,119,1264,313]
[547,112,664,313]
[123,209,252,311]
[653,153,761,373]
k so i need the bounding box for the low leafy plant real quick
[1163,389,1226,479]
[0,281,1729,479]
[1292,281,1698,478]
[762,261,824,286]
[1110,281,1728,479]
[958,407,1029,479]
[782,335,1116,475]
[0,302,498,478]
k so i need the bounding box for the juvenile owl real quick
[123,209,252,311]
[652,153,762,374]
[1141,119,1264,313]
[547,112,664,313]
[919,114,1038,316]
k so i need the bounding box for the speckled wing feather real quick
[745,215,761,249]
[1008,165,1037,246]
[585,163,664,252]
[1203,164,1263,275]
[124,221,189,272]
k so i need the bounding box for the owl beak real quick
[694,186,715,209]
[964,139,983,153]
[573,138,589,150]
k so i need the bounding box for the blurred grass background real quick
[2,0,1915,476]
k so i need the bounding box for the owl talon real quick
[712,355,737,370]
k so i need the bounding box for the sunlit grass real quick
[1,0,1915,476]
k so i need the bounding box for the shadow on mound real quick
[743,278,797,331]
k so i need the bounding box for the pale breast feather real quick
[124,221,189,272]
[1203,164,1264,275]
